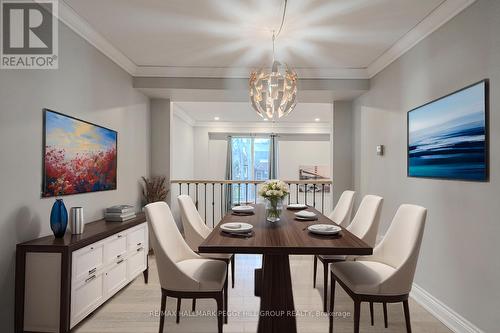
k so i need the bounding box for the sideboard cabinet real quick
[15,213,148,333]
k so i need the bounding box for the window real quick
[231,137,270,202]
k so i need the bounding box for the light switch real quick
[376,145,384,156]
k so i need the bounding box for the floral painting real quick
[42,109,117,197]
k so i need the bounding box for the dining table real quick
[198,203,372,333]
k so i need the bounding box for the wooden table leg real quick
[257,254,297,333]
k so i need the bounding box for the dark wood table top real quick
[199,205,372,255]
[17,212,146,252]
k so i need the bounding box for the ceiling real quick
[174,102,333,124]
[61,0,474,78]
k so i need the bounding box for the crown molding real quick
[193,121,332,130]
[58,1,137,75]
[59,0,475,80]
[173,106,196,126]
[367,0,477,78]
[134,65,369,79]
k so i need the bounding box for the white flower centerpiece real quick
[258,180,290,222]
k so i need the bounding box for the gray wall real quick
[352,0,499,331]
[0,24,150,331]
[333,101,354,205]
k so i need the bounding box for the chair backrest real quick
[144,201,199,291]
[366,204,427,295]
[347,195,383,247]
[177,195,211,251]
[329,190,356,227]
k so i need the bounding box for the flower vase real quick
[50,198,68,238]
[265,197,283,222]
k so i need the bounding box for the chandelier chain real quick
[275,0,288,38]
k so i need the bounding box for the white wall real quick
[0,23,150,332]
[352,0,499,331]
[170,110,195,224]
[333,101,354,205]
[172,112,194,180]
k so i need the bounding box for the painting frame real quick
[298,165,331,193]
[42,108,118,197]
[407,79,489,182]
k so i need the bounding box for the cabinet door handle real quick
[137,242,142,246]
[137,247,143,252]
[85,275,96,283]
[117,234,123,238]
[117,259,124,265]
[88,267,97,275]
[117,254,122,259]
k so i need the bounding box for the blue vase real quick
[50,199,68,238]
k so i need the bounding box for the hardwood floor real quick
[74,254,452,333]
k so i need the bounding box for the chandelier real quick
[249,0,297,120]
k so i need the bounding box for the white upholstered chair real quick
[313,190,355,285]
[177,195,234,316]
[314,194,383,311]
[329,204,427,333]
[329,190,356,228]
[145,202,228,333]
[178,195,235,286]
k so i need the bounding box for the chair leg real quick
[231,255,235,288]
[216,292,224,333]
[383,302,388,328]
[313,255,318,288]
[159,292,166,333]
[192,298,196,312]
[176,298,181,324]
[328,273,336,333]
[353,301,361,333]
[223,279,228,324]
[323,261,328,312]
[403,300,412,333]
[369,301,374,326]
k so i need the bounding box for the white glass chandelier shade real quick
[249,60,298,120]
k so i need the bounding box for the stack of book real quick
[104,205,136,222]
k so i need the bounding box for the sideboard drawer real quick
[104,259,128,297]
[70,273,104,328]
[104,234,127,264]
[127,225,146,250]
[72,243,104,282]
[128,246,146,280]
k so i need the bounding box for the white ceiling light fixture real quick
[249,0,297,121]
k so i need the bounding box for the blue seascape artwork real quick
[408,81,487,181]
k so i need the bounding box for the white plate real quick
[287,203,308,210]
[220,222,253,234]
[294,210,317,218]
[307,224,341,235]
[232,205,255,213]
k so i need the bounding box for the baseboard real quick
[410,283,483,333]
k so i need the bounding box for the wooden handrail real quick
[170,179,333,185]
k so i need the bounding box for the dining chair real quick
[313,190,356,290]
[177,195,234,316]
[314,194,383,312]
[145,201,228,333]
[178,195,235,286]
[329,204,427,333]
